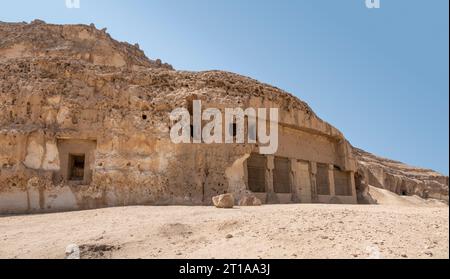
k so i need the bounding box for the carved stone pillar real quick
[310,161,318,202]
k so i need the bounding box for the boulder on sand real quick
[212,194,235,209]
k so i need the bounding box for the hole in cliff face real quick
[400,184,409,196]
[229,123,237,138]
[142,114,148,120]
[58,139,96,185]
[69,154,86,181]
[187,100,194,115]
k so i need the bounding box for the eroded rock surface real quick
[354,148,448,204]
[212,194,235,209]
[0,20,172,69]
[0,21,447,214]
[238,195,262,206]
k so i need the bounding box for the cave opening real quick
[69,154,86,181]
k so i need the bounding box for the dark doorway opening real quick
[273,157,291,194]
[69,154,85,181]
[247,154,267,193]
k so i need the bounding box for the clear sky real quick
[1,0,448,175]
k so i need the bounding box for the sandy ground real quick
[0,188,448,259]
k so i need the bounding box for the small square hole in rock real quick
[69,154,85,181]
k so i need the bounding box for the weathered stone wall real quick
[354,148,449,203]
[0,21,446,214]
[0,20,172,69]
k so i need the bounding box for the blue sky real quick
[1,0,449,174]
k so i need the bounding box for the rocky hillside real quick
[354,148,448,203]
[0,20,172,69]
[0,20,448,204]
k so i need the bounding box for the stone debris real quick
[354,148,448,204]
[238,195,262,206]
[212,194,235,209]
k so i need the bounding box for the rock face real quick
[353,148,449,204]
[0,20,173,69]
[0,21,447,214]
[212,194,235,209]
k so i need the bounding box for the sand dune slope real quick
[369,186,448,207]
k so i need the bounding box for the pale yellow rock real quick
[0,21,447,215]
[212,194,235,209]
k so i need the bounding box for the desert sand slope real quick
[0,202,448,259]
[369,186,448,207]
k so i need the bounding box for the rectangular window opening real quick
[69,154,85,181]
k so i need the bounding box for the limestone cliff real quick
[353,148,448,203]
[0,20,173,69]
[0,20,447,213]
